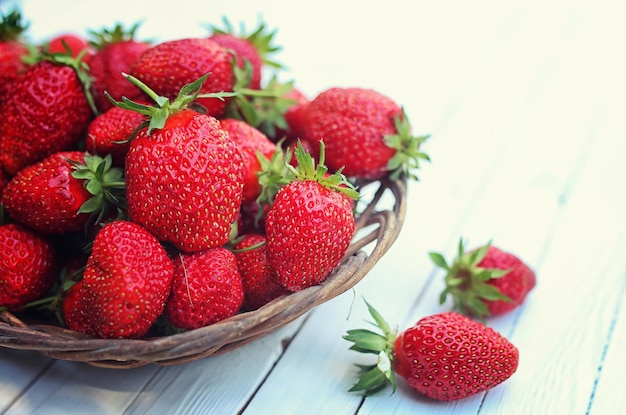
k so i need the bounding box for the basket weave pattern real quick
[0,177,407,368]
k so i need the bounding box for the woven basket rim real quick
[0,176,408,368]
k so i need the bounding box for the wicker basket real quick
[0,176,407,368]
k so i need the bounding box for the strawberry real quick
[166,247,244,330]
[264,141,358,291]
[281,86,310,143]
[0,9,30,102]
[207,17,283,90]
[0,168,9,198]
[81,220,174,339]
[1,151,125,235]
[87,22,151,113]
[430,239,537,318]
[61,280,96,336]
[0,223,57,311]
[129,37,234,117]
[111,73,244,252]
[219,118,277,204]
[0,51,95,175]
[303,87,429,180]
[85,104,147,166]
[233,233,289,310]
[344,301,519,400]
[45,33,90,58]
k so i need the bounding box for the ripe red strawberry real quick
[219,118,277,204]
[85,104,147,166]
[87,22,151,113]
[281,86,310,143]
[0,52,94,175]
[233,233,289,310]
[1,151,125,235]
[130,37,234,117]
[207,17,283,90]
[265,141,358,291]
[303,87,429,180]
[81,220,174,339]
[344,301,519,400]
[166,247,244,330]
[0,9,30,102]
[0,223,57,310]
[45,33,90,58]
[430,239,537,318]
[0,168,9,197]
[112,73,244,252]
[61,281,96,336]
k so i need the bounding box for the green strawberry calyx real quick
[0,8,28,42]
[255,140,294,206]
[106,72,236,136]
[222,72,297,139]
[68,153,127,228]
[288,140,360,200]
[429,238,513,319]
[343,298,398,395]
[384,109,430,181]
[207,16,284,69]
[88,21,146,49]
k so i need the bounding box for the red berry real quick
[0,223,57,310]
[344,301,519,401]
[166,247,244,330]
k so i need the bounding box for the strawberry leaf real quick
[434,237,516,318]
[344,299,398,396]
[383,109,430,181]
[429,251,449,270]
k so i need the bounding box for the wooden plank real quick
[0,350,54,412]
[124,319,303,414]
[3,361,158,414]
[586,254,626,415]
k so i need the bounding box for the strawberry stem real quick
[384,108,430,181]
[343,298,398,395]
[430,238,513,319]
[107,72,235,136]
[288,140,360,200]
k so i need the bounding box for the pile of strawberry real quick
[0,10,428,340]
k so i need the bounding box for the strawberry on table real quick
[109,73,244,253]
[429,238,536,318]
[0,223,57,311]
[81,220,174,339]
[166,247,244,330]
[87,22,151,113]
[0,49,95,175]
[265,141,358,291]
[344,301,519,400]
[303,87,429,180]
[1,151,125,235]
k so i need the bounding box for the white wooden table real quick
[2,0,625,414]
